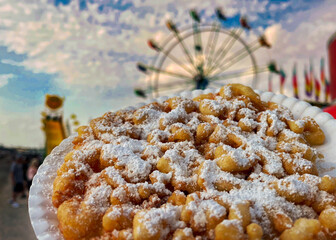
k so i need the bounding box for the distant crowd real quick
[9,154,42,208]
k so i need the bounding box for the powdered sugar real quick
[201,99,225,114]
[101,144,151,183]
[222,85,232,98]
[103,166,127,187]
[52,85,329,240]
[183,194,226,232]
[136,204,185,238]
[84,183,112,214]
[161,107,188,127]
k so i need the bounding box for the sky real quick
[0,0,335,148]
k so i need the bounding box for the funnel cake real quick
[52,84,336,240]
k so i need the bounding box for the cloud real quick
[0,0,330,96]
[268,2,289,12]
[264,24,282,46]
[0,0,272,92]
[267,1,336,61]
[0,73,14,87]
[1,59,23,66]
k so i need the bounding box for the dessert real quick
[52,84,335,240]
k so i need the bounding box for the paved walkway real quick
[0,156,36,240]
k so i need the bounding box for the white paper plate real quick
[28,89,336,240]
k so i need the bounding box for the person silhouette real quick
[9,156,25,208]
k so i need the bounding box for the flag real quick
[321,58,329,102]
[304,66,312,97]
[321,58,326,87]
[279,68,286,94]
[325,78,330,102]
[292,63,299,98]
[314,75,321,101]
[309,60,314,97]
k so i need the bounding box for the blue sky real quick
[0,49,61,112]
[0,0,335,147]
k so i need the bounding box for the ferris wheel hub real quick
[194,73,209,90]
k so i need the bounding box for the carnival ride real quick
[134,8,335,116]
[41,95,80,155]
[40,95,66,155]
[135,8,278,98]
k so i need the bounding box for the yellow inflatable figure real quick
[41,95,66,155]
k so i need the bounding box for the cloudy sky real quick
[0,0,335,148]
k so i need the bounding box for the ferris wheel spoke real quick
[190,10,203,60]
[166,20,197,71]
[138,63,193,80]
[161,49,196,75]
[147,39,195,75]
[188,84,198,91]
[156,80,195,93]
[210,43,261,76]
[207,28,243,74]
[209,81,226,88]
[209,38,259,75]
[211,35,271,76]
[193,24,203,57]
[208,38,259,76]
[208,66,269,81]
[173,34,195,70]
[212,29,243,66]
[209,70,255,81]
[176,33,198,71]
[147,39,194,75]
[204,23,220,70]
[204,23,218,60]
[206,30,235,71]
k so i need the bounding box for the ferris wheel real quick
[135,8,279,98]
